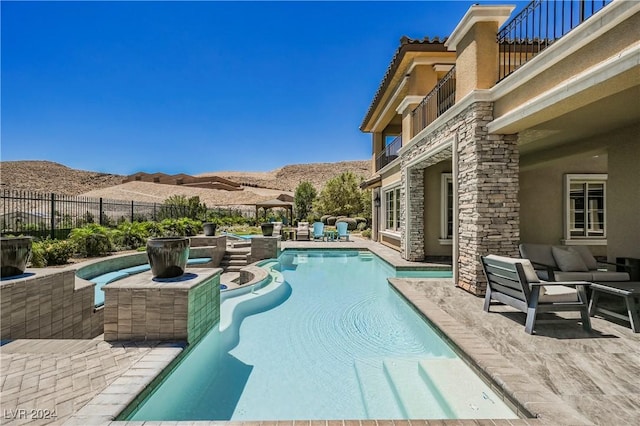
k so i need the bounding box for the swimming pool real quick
[125,250,516,421]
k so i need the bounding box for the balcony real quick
[375,135,402,171]
[497,0,614,81]
[410,66,456,138]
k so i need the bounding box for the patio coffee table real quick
[589,281,640,332]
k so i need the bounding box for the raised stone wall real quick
[103,268,221,344]
[457,102,519,294]
[249,236,280,263]
[400,101,519,295]
[0,269,103,340]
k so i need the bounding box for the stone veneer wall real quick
[0,269,103,339]
[103,270,220,344]
[400,101,519,295]
[457,103,519,294]
[249,236,280,263]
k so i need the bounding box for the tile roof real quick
[360,36,448,131]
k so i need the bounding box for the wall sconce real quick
[374,194,381,208]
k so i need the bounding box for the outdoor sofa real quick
[519,243,630,282]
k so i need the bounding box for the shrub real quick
[143,221,165,237]
[160,218,202,237]
[326,216,337,226]
[361,229,372,239]
[336,218,358,230]
[320,215,331,224]
[356,222,368,231]
[31,239,76,267]
[113,221,149,250]
[354,217,367,225]
[69,224,114,257]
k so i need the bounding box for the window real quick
[440,173,453,243]
[565,174,607,242]
[384,187,401,231]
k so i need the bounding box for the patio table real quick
[323,230,337,242]
[589,281,640,332]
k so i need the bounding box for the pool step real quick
[220,248,250,272]
[383,359,452,419]
[359,251,374,261]
[417,359,517,419]
[353,360,403,419]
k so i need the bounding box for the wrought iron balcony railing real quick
[375,135,402,171]
[410,66,456,138]
[498,0,613,81]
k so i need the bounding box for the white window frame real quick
[563,174,607,245]
[439,173,453,245]
[381,184,401,234]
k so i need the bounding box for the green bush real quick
[31,239,76,267]
[320,215,331,225]
[361,229,372,239]
[354,217,367,225]
[113,222,149,250]
[143,221,165,237]
[326,216,337,226]
[356,222,368,231]
[160,218,202,237]
[69,224,114,257]
[336,218,358,230]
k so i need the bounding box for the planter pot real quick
[260,223,274,237]
[146,237,190,278]
[1,236,33,278]
[203,222,217,236]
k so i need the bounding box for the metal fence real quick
[375,135,402,171]
[0,189,254,239]
[498,0,613,81]
[410,66,456,138]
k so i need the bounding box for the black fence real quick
[498,0,613,81]
[411,66,456,138]
[0,189,254,239]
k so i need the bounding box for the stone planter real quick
[260,223,274,237]
[1,236,33,278]
[146,237,190,278]
[203,222,217,236]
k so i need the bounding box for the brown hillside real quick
[0,161,124,195]
[203,160,371,192]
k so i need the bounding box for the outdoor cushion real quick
[90,271,130,284]
[485,255,540,283]
[552,246,589,272]
[553,271,594,281]
[187,257,212,265]
[519,243,557,269]
[569,245,599,270]
[591,271,630,281]
[539,285,578,303]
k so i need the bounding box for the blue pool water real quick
[127,250,516,421]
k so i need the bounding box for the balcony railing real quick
[375,135,402,171]
[410,66,456,138]
[498,0,613,81]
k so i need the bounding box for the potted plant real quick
[146,237,190,278]
[260,222,274,236]
[1,236,33,277]
[202,220,217,236]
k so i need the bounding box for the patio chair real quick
[272,221,283,237]
[296,222,310,241]
[312,222,325,241]
[480,254,591,334]
[336,222,350,241]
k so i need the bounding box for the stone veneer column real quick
[402,168,425,261]
[457,102,519,295]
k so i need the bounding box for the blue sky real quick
[1,1,526,176]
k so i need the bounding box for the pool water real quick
[127,250,517,421]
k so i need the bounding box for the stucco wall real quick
[607,124,640,260]
[494,11,639,118]
[423,160,452,257]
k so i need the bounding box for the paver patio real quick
[1,237,638,425]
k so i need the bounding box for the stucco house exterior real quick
[360,0,639,295]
